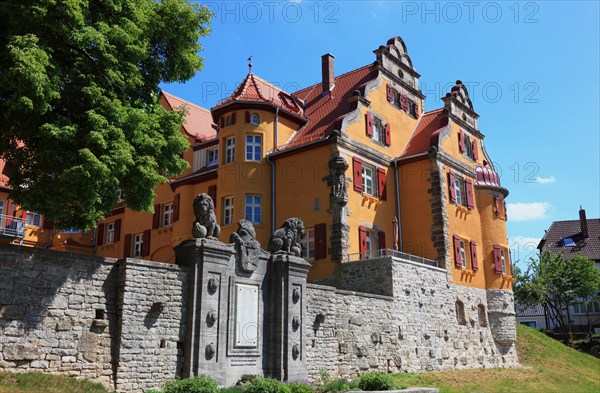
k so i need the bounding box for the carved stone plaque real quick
[234,283,259,348]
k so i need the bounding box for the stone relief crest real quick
[192,193,221,239]
[229,219,264,272]
[268,218,305,257]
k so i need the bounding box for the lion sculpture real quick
[192,193,220,239]
[268,217,305,256]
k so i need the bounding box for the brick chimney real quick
[321,53,335,93]
[579,207,589,238]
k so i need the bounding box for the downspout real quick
[393,160,403,252]
[267,107,280,234]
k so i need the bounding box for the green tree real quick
[514,251,600,342]
[0,0,212,229]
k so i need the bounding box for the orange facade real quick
[2,36,512,290]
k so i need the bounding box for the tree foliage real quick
[514,251,600,339]
[0,0,212,229]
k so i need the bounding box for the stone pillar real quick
[486,289,517,348]
[175,238,234,381]
[326,156,349,265]
[265,253,311,381]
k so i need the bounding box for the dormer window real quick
[251,113,260,125]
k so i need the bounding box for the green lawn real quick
[1,325,598,393]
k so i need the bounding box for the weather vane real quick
[247,56,253,73]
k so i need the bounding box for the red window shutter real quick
[384,122,391,146]
[465,179,474,209]
[453,235,462,268]
[458,130,465,152]
[494,196,501,217]
[365,112,373,137]
[219,117,225,129]
[152,203,161,229]
[245,111,251,123]
[314,223,326,260]
[173,193,180,222]
[114,219,122,242]
[5,199,13,225]
[448,172,456,203]
[378,231,386,250]
[358,226,367,256]
[142,229,151,257]
[493,244,503,273]
[377,168,387,200]
[231,112,236,125]
[470,240,478,271]
[400,94,408,111]
[352,157,363,192]
[208,185,217,209]
[414,102,419,116]
[472,140,479,160]
[123,233,131,258]
[97,223,105,246]
[503,200,508,220]
[386,84,393,102]
[21,209,27,219]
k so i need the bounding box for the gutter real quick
[393,160,403,252]
[267,107,280,234]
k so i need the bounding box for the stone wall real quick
[305,257,518,382]
[0,245,187,393]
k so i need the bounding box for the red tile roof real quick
[400,108,447,157]
[282,65,378,150]
[539,218,600,261]
[213,73,304,117]
[161,91,216,142]
[0,159,10,189]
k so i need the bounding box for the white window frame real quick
[362,165,374,196]
[501,249,507,274]
[133,233,144,258]
[454,178,464,206]
[463,133,474,160]
[300,227,315,261]
[225,137,235,164]
[106,222,115,244]
[206,147,218,167]
[62,227,80,234]
[371,118,385,144]
[26,211,41,227]
[245,195,262,225]
[163,203,173,227]
[0,201,4,227]
[245,135,262,161]
[573,301,600,314]
[460,240,467,269]
[251,113,260,125]
[223,196,234,226]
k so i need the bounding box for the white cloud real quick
[535,176,556,184]
[506,202,552,221]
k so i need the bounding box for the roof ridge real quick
[161,90,211,114]
[293,64,373,98]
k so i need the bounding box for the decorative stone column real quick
[325,155,350,265]
[264,253,311,382]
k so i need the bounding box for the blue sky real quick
[162,1,600,268]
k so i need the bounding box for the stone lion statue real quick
[268,218,305,256]
[192,193,220,239]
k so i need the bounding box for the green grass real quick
[2,325,599,393]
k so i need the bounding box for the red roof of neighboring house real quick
[161,91,216,142]
[213,73,304,118]
[283,65,377,150]
[400,108,447,157]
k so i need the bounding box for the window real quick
[163,203,173,227]
[300,227,315,260]
[26,211,41,227]
[464,133,473,159]
[207,148,218,167]
[223,196,234,226]
[251,113,260,125]
[460,240,467,269]
[371,118,385,144]
[245,135,262,161]
[478,304,487,327]
[455,300,466,325]
[520,321,537,328]
[106,222,115,244]
[0,201,4,227]
[362,165,374,196]
[245,195,262,224]
[62,227,80,234]
[500,249,507,274]
[573,301,600,314]
[365,230,373,258]
[453,177,467,207]
[224,137,235,164]
[133,233,144,258]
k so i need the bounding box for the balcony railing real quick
[345,248,439,268]
[0,214,26,240]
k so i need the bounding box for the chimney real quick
[579,207,589,238]
[321,53,335,93]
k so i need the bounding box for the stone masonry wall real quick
[305,257,518,382]
[0,245,188,393]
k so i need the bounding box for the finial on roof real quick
[247,56,253,74]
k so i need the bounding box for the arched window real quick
[251,113,260,125]
[478,304,487,327]
[455,300,466,325]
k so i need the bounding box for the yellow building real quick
[4,36,512,291]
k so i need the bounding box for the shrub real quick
[163,376,219,393]
[318,378,358,392]
[286,380,316,393]
[357,372,394,391]
[246,376,291,393]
